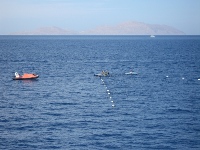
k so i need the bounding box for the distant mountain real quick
[83,21,185,35]
[11,21,185,35]
[12,26,77,35]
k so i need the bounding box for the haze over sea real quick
[0,35,200,149]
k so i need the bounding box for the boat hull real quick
[94,74,110,77]
[94,74,102,77]
[125,72,137,75]
[13,75,39,80]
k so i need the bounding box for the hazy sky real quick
[0,0,200,34]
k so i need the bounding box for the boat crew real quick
[15,72,20,78]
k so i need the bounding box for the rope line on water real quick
[100,77,115,107]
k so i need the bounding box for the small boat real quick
[150,35,155,38]
[13,72,39,80]
[125,71,137,75]
[94,71,110,77]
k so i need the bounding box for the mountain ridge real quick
[11,21,185,35]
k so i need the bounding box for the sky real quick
[0,0,200,35]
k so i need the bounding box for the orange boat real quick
[13,72,39,80]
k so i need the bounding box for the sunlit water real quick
[0,35,200,149]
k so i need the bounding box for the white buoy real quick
[182,77,185,80]
[109,97,112,99]
[111,101,114,103]
[108,92,110,95]
[112,104,115,107]
[107,90,109,92]
[166,75,169,78]
[198,79,200,80]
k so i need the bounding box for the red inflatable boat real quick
[13,72,39,80]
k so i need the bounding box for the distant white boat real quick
[125,71,137,75]
[150,35,155,38]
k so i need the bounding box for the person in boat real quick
[15,72,20,78]
[102,70,109,76]
[105,71,109,76]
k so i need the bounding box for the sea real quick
[0,35,200,150]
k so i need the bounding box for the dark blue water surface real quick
[0,35,200,149]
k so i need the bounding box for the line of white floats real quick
[166,75,200,80]
[100,78,115,107]
[98,75,199,107]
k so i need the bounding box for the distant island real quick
[11,21,185,35]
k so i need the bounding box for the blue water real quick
[0,35,200,149]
